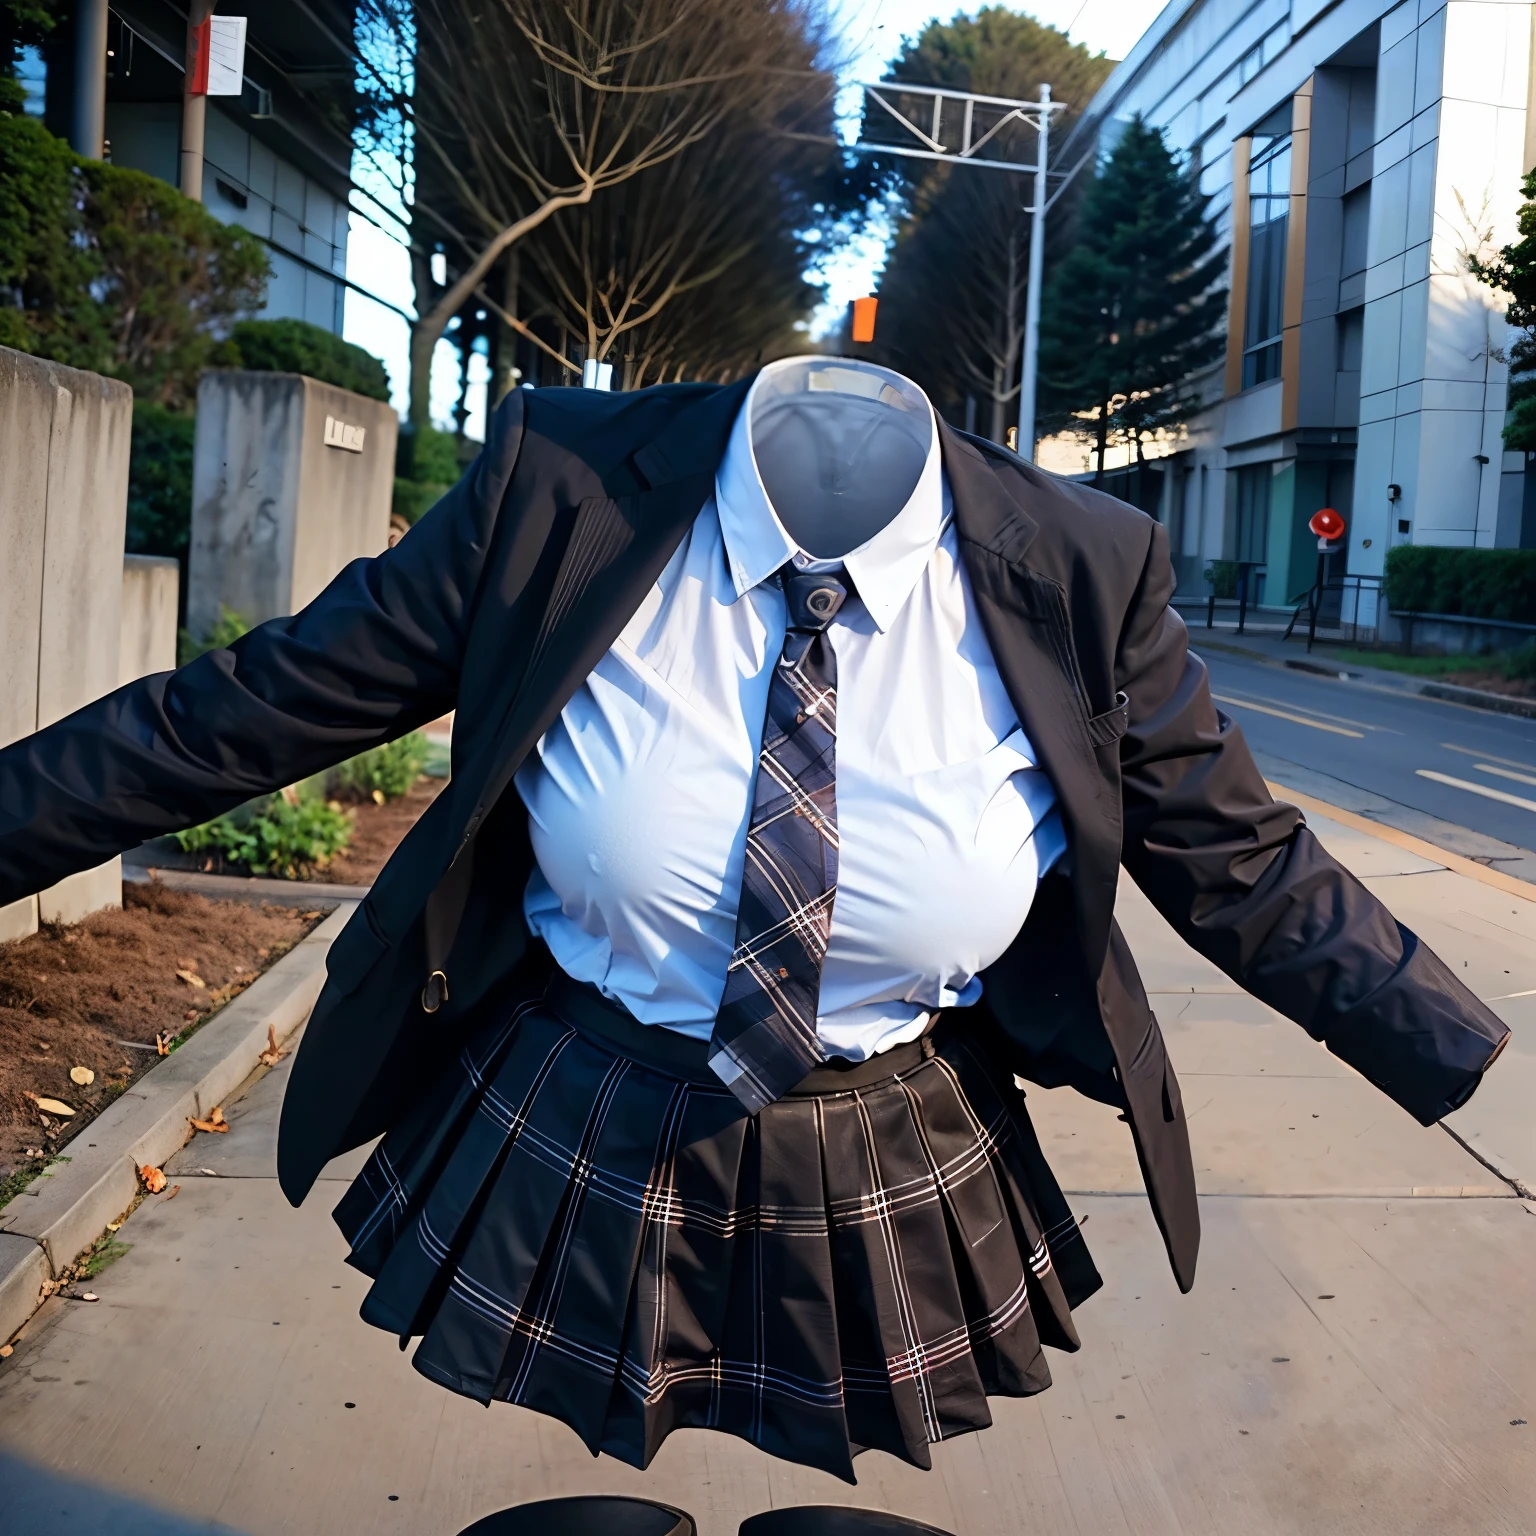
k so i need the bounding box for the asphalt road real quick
[1194,648,1536,861]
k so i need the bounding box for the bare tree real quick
[496,7,840,390]
[353,0,811,422]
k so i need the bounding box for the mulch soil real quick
[0,775,446,1195]
[1433,670,1536,700]
[0,884,324,1190]
[326,775,446,885]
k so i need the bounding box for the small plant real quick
[1204,560,1239,600]
[175,791,353,879]
[332,732,429,803]
[177,603,251,665]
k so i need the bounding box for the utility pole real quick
[1016,84,1051,465]
[852,79,1073,464]
[70,0,109,159]
[180,0,215,200]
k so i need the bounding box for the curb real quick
[1193,635,1536,720]
[0,900,357,1344]
[123,864,370,908]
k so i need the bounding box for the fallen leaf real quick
[199,1167,218,1176]
[140,1164,167,1194]
[259,1024,289,1068]
[300,911,322,920]
[106,1221,121,1232]
[163,1184,181,1202]
[155,1033,172,1056]
[371,788,386,805]
[256,947,269,959]
[27,1095,74,1118]
[189,1105,229,1134]
[279,784,301,807]
[175,969,206,989]
[69,1066,95,1086]
[80,1292,99,1303]
[0,1344,11,1358]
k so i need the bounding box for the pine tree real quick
[1038,116,1226,482]
[1470,168,1536,451]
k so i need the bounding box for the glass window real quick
[1242,116,1291,389]
[17,45,46,118]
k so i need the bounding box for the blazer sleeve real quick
[0,391,527,906]
[1113,519,1508,1126]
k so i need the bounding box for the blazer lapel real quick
[943,422,1120,965]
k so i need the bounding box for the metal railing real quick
[1205,561,1265,634]
[1283,572,1384,651]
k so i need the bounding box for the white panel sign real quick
[324,415,367,453]
[206,17,248,97]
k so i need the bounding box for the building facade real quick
[1068,0,1536,614]
[27,1,368,338]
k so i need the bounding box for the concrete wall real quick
[0,346,131,942]
[188,372,397,638]
[119,555,180,687]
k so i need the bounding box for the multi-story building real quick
[1063,0,1536,615]
[23,2,388,345]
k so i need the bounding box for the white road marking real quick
[1475,762,1536,790]
[1440,741,1536,775]
[1212,694,1364,738]
[1416,769,1536,814]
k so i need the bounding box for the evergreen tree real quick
[0,1,57,115]
[866,8,1111,439]
[1470,168,1536,451]
[1038,116,1226,482]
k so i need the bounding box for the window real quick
[1236,24,1290,89]
[17,45,46,118]
[1242,112,1291,389]
[1234,465,1271,564]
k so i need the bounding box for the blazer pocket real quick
[1086,690,1130,749]
[325,900,392,996]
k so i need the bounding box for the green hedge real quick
[229,317,391,402]
[1384,546,1536,624]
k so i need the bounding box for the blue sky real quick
[342,1,1168,428]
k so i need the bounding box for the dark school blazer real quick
[0,379,1509,1294]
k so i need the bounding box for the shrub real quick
[331,732,429,803]
[126,401,196,567]
[1204,559,1238,599]
[1384,546,1536,623]
[229,317,391,402]
[177,603,251,666]
[393,422,460,525]
[0,114,269,405]
[174,793,353,880]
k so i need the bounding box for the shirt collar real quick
[713,359,945,633]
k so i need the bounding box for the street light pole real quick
[1016,83,1051,466]
[180,0,215,201]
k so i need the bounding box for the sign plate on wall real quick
[324,415,367,453]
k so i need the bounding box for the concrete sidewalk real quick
[1,798,1533,1535]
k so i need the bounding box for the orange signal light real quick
[851,296,878,344]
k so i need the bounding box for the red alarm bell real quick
[1308,506,1346,541]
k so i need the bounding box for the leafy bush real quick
[1507,640,1536,682]
[1384,546,1536,623]
[229,318,391,401]
[0,114,268,405]
[332,732,429,803]
[174,793,353,880]
[393,423,460,525]
[126,401,196,567]
[1204,559,1239,600]
[177,603,251,666]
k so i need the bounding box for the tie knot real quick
[783,570,847,632]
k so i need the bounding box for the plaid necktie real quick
[708,568,848,1112]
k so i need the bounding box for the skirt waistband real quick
[543,971,935,1095]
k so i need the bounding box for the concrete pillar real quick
[1349,0,1533,608]
[70,0,109,159]
[0,346,132,939]
[187,372,398,639]
[120,555,180,686]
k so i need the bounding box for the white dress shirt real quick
[513,361,1066,1060]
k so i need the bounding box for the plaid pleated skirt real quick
[333,972,1102,1481]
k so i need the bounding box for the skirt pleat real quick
[334,993,1101,1480]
